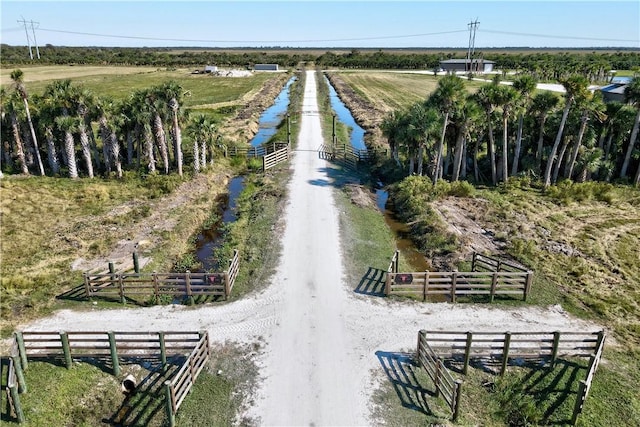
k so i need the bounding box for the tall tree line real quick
[1,71,220,179]
[381,75,640,186]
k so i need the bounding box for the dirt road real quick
[21,70,604,426]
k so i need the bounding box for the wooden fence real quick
[263,143,291,171]
[226,141,289,158]
[84,250,240,303]
[6,330,211,425]
[417,330,605,425]
[385,251,533,302]
[416,330,463,421]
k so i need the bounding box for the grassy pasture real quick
[335,71,485,112]
[0,65,277,112]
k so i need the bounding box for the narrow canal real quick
[250,76,296,147]
[325,75,429,272]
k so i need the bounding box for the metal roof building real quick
[439,59,496,73]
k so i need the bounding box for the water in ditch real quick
[376,187,431,272]
[250,76,296,147]
[194,176,245,272]
[325,76,366,151]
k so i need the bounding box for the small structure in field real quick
[254,64,279,71]
[439,58,495,74]
[204,65,218,73]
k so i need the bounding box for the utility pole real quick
[18,17,34,59]
[30,20,41,59]
[466,19,480,72]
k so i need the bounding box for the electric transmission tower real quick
[466,19,480,72]
[17,17,41,60]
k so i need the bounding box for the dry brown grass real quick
[0,65,159,85]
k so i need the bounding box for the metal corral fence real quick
[416,330,605,425]
[84,250,240,303]
[385,251,533,302]
[263,143,291,171]
[5,330,211,425]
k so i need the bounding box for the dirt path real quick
[18,70,606,426]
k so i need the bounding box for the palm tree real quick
[147,90,170,174]
[5,92,29,174]
[11,69,44,176]
[97,97,123,178]
[428,75,465,184]
[381,110,402,164]
[187,114,215,173]
[565,92,605,180]
[495,85,520,181]
[530,91,560,170]
[620,77,640,179]
[451,96,481,181]
[74,90,95,178]
[55,115,79,179]
[162,81,186,176]
[543,75,589,187]
[511,75,537,176]
[474,83,501,184]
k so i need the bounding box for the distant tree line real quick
[2,45,639,82]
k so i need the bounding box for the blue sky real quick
[1,1,638,49]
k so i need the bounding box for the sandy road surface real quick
[20,70,605,426]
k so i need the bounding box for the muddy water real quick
[376,188,431,272]
[194,176,245,271]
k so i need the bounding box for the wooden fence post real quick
[11,355,27,393]
[500,332,511,376]
[451,272,458,303]
[490,273,498,303]
[164,381,176,427]
[550,331,561,366]
[133,252,140,273]
[385,271,391,296]
[524,272,533,301]
[185,271,194,305]
[423,272,429,302]
[118,275,126,305]
[14,332,27,369]
[453,379,463,422]
[9,384,25,423]
[159,332,167,372]
[224,271,231,300]
[108,331,120,376]
[83,273,91,298]
[571,380,587,426]
[153,272,159,304]
[472,252,477,271]
[60,331,72,369]
[463,332,473,375]
[394,250,399,273]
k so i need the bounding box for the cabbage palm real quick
[620,77,640,179]
[495,85,520,181]
[530,91,560,170]
[11,69,44,175]
[187,114,215,173]
[5,92,29,174]
[55,115,79,179]
[147,90,170,174]
[474,84,501,184]
[451,96,482,181]
[511,75,537,176]
[162,81,185,176]
[565,92,605,179]
[429,75,465,184]
[543,75,589,187]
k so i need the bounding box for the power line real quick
[480,29,638,43]
[37,27,468,44]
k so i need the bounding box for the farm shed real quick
[599,79,630,103]
[204,65,218,73]
[254,64,279,71]
[439,59,495,73]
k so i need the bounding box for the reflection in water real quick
[195,176,245,271]
[325,76,366,151]
[250,77,296,147]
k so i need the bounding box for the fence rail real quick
[84,250,239,303]
[263,143,291,171]
[385,251,533,302]
[227,142,289,158]
[416,330,462,421]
